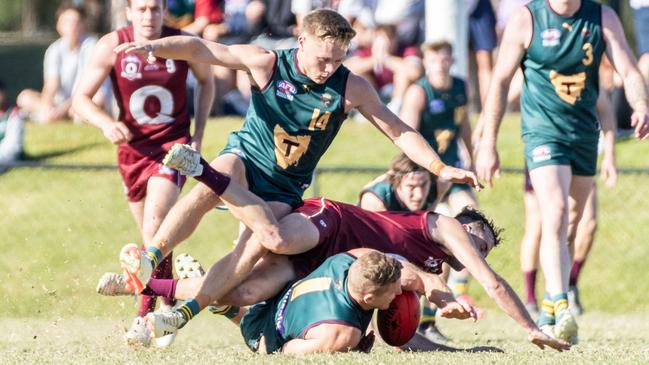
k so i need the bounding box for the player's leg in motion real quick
[567,182,598,315]
[520,188,542,317]
[143,145,320,338]
[529,165,583,344]
[122,176,181,347]
[120,149,283,293]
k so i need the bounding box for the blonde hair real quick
[302,9,356,45]
[348,251,402,295]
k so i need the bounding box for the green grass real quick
[1,115,649,363]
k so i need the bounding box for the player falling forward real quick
[476,0,649,344]
[107,9,481,342]
[72,0,215,346]
[100,144,570,351]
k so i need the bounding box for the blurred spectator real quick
[248,0,297,50]
[338,0,425,47]
[496,0,530,35]
[0,80,25,174]
[345,24,423,113]
[166,0,196,29]
[468,0,497,105]
[424,0,469,79]
[632,0,649,82]
[292,0,341,33]
[182,0,225,41]
[17,2,107,123]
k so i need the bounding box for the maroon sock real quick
[196,158,231,195]
[142,278,178,299]
[137,253,175,316]
[569,259,585,287]
[523,270,537,304]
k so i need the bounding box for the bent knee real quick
[223,286,265,306]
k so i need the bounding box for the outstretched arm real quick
[602,6,649,140]
[347,74,481,189]
[114,36,276,88]
[431,215,570,351]
[476,7,530,185]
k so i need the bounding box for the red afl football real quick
[376,290,420,346]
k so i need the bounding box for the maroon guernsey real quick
[290,197,454,278]
[110,26,190,201]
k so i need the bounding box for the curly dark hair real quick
[454,206,503,247]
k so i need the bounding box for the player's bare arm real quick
[601,5,649,139]
[282,323,362,354]
[596,90,618,187]
[476,7,531,185]
[187,60,215,152]
[114,36,277,90]
[359,192,389,211]
[399,83,426,133]
[73,32,133,144]
[346,73,481,189]
[431,215,570,351]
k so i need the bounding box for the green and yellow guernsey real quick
[415,76,467,167]
[521,0,604,143]
[239,253,372,353]
[360,180,437,211]
[227,48,349,194]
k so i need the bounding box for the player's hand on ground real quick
[528,329,571,351]
[475,144,501,187]
[102,121,133,144]
[439,166,483,191]
[438,300,478,321]
[630,110,649,140]
[354,330,375,353]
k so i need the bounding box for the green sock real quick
[144,246,163,268]
[419,306,437,331]
[552,293,569,317]
[208,305,240,319]
[177,299,202,322]
[538,292,555,327]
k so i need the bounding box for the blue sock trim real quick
[145,246,163,267]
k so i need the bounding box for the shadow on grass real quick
[400,332,504,353]
[22,142,103,161]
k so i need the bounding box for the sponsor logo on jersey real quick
[532,145,552,162]
[541,29,561,47]
[276,80,297,101]
[320,93,333,108]
[424,256,444,274]
[121,54,143,80]
[429,99,446,114]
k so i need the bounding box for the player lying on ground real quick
[110,10,482,342]
[108,250,480,353]
[99,145,570,351]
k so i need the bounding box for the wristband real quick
[429,160,447,176]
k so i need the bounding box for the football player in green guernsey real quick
[475,0,649,344]
[359,153,447,212]
[111,8,482,341]
[400,40,483,336]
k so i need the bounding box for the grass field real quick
[1,115,649,364]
